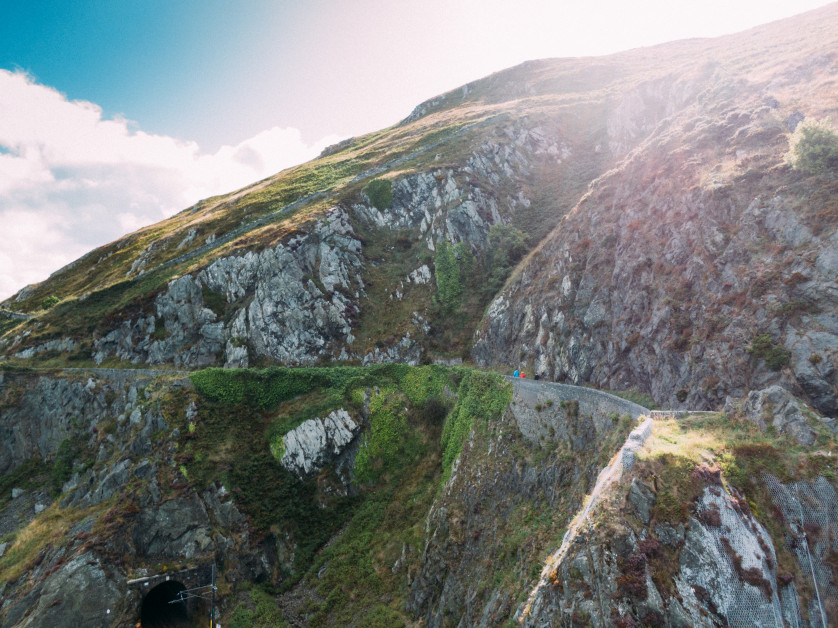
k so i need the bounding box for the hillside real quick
[1,3,838,627]
[1,5,836,420]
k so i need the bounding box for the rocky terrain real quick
[1,3,838,627]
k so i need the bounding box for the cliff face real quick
[516,414,838,628]
[1,371,837,627]
[0,369,263,627]
[2,5,838,628]
[473,21,838,414]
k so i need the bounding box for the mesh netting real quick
[695,485,784,627]
[763,475,831,628]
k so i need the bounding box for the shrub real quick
[789,118,838,175]
[50,436,84,495]
[747,333,791,371]
[41,296,60,310]
[354,387,411,483]
[364,178,393,210]
[616,553,647,599]
[201,286,227,318]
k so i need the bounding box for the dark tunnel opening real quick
[140,580,190,628]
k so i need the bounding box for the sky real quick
[0,0,833,302]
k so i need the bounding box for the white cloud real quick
[0,70,341,302]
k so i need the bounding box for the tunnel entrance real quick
[140,580,190,628]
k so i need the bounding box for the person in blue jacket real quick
[513,370,520,377]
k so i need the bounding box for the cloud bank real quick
[0,70,340,302]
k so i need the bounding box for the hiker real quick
[513,370,520,377]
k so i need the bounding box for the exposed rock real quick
[763,473,838,626]
[474,150,838,416]
[654,522,685,547]
[0,375,107,475]
[628,478,655,525]
[92,206,365,367]
[281,409,361,479]
[8,552,122,628]
[674,488,780,627]
[742,385,818,446]
[13,337,77,360]
[408,264,432,285]
[176,228,197,249]
[520,483,784,628]
[86,459,132,506]
[362,333,421,366]
[203,485,244,529]
[408,379,628,627]
[133,494,213,559]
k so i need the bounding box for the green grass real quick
[440,370,511,483]
[184,364,465,592]
[229,586,291,628]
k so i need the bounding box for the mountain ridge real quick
[1,4,838,626]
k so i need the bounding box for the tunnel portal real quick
[140,580,190,628]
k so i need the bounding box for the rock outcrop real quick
[0,370,266,627]
[280,409,362,480]
[92,206,365,367]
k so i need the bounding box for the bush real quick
[41,295,60,310]
[789,119,838,175]
[50,436,84,494]
[747,333,791,371]
[483,224,529,297]
[354,387,411,483]
[364,178,393,210]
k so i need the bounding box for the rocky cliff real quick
[2,4,838,627]
[472,8,838,415]
[1,369,837,627]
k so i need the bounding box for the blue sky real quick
[0,0,833,300]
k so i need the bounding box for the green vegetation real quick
[201,286,227,318]
[483,224,529,297]
[355,387,413,483]
[306,472,436,626]
[789,118,838,175]
[190,366,342,409]
[440,370,511,482]
[747,333,791,371]
[229,587,290,628]
[608,388,659,410]
[364,178,393,210]
[185,364,466,589]
[50,435,87,496]
[40,296,60,310]
[0,457,50,511]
